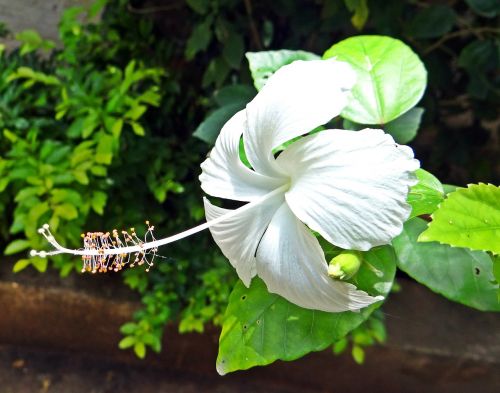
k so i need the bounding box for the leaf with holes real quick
[419,183,500,254]
[324,35,427,125]
[216,246,396,374]
[393,218,500,311]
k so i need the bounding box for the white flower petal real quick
[200,110,285,202]
[244,59,356,177]
[203,192,284,286]
[256,203,381,312]
[277,129,420,251]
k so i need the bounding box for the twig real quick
[424,27,500,55]
[243,0,262,50]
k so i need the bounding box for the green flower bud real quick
[328,250,363,280]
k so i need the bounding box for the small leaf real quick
[54,203,78,220]
[352,345,365,364]
[465,0,499,17]
[134,342,146,359]
[31,257,48,273]
[73,170,89,185]
[332,338,348,354]
[13,259,31,273]
[130,122,145,136]
[458,40,497,72]
[246,50,320,91]
[91,191,107,215]
[324,36,427,125]
[120,323,137,335]
[419,184,500,254]
[344,0,369,30]
[185,19,212,60]
[393,218,500,311]
[95,134,114,164]
[111,118,124,136]
[118,336,136,349]
[214,84,256,107]
[202,57,231,88]
[193,103,244,144]
[125,105,147,121]
[407,169,445,219]
[406,5,456,39]
[223,33,245,69]
[4,239,31,255]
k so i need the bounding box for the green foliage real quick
[15,30,55,55]
[217,246,396,374]
[332,309,387,365]
[1,0,235,359]
[407,169,445,219]
[324,35,427,125]
[419,184,500,254]
[393,218,500,311]
[193,84,255,144]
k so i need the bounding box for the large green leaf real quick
[407,169,445,219]
[419,184,500,254]
[246,50,320,91]
[323,35,427,125]
[216,246,396,374]
[393,218,500,311]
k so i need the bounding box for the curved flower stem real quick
[32,185,288,258]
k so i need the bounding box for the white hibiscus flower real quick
[199,59,419,312]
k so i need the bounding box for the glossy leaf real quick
[324,35,427,124]
[419,184,500,254]
[216,246,396,374]
[407,169,445,219]
[246,50,320,91]
[393,218,500,311]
